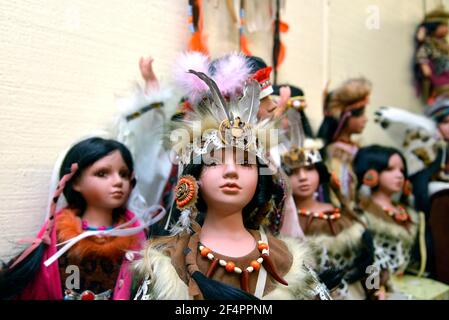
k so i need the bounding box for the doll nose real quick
[298,168,307,180]
[112,173,124,186]
[222,162,238,179]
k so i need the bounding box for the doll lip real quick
[298,184,311,191]
[220,182,241,190]
[111,190,124,197]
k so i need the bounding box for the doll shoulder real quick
[265,234,331,300]
[133,234,191,300]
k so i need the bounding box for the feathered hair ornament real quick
[280,108,323,171]
[172,52,253,104]
[168,69,278,171]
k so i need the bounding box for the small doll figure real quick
[353,145,424,299]
[0,137,163,300]
[414,4,449,104]
[317,78,372,203]
[374,102,449,284]
[133,70,330,300]
[279,108,374,300]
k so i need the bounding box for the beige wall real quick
[0,0,441,260]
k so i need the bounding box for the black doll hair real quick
[0,137,135,300]
[353,145,408,190]
[283,161,330,183]
[246,55,268,74]
[59,137,135,218]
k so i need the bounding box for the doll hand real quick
[273,86,291,119]
[375,106,436,133]
[139,56,159,92]
[421,63,432,78]
[374,286,386,300]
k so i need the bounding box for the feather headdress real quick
[280,108,323,171]
[168,70,278,170]
[172,52,253,104]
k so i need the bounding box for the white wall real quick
[0,0,441,260]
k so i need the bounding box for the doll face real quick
[377,153,405,196]
[257,96,277,120]
[290,165,320,200]
[199,148,258,213]
[438,114,449,141]
[73,150,132,211]
[345,108,368,134]
[435,23,449,38]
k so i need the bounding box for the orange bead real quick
[258,243,269,251]
[225,261,235,273]
[250,260,261,271]
[200,247,211,257]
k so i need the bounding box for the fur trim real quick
[173,52,211,103]
[307,222,366,255]
[115,84,175,117]
[363,206,418,247]
[263,236,322,300]
[133,241,191,300]
[56,209,137,261]
[211,52,252,97]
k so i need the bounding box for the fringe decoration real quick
[187,0,209,55]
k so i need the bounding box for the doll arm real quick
[374,106,436,135]
[139,56,159,93]
[416,44,432,77]
[111,56,180,209]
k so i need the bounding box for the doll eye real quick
[119,169,131,179]
[95,170,108,177]
[205,160,219,167]
[240,159,255,167]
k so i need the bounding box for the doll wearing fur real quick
[353,145,428,299]
[0,138,153,300]
[133,70,330,300]
[133,224,326,300]
[279,105,373,299]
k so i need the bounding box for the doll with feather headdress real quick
[132,68,331,300]
[278,106,374,300]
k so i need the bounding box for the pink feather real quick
[212,52,251,97]
[173,52,211,103]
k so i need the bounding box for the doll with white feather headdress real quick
[278,107,375,300]
[132,66,331,300]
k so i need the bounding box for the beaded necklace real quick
[198,240,288,293]
[298,207,342,236]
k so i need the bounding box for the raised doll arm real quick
[111,56,180,213]
[374,106,439,176]
[139,56,159,93]
[374,106,436,135]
